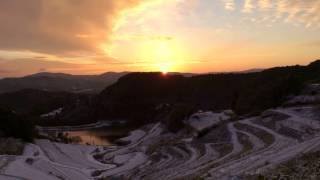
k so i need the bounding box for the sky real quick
[0,0,319,77]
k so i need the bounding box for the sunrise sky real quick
[0,0,319,77]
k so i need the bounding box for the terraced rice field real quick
[1,105,320,179]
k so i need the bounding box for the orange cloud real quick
[0,0,147,56]
[0,58,82,77]
[0,0,319,77]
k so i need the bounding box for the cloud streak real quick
[222,0,235,11]
[277,0,320,28]
[222,0,320,28]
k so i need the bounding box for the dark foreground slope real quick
[0,107,36,142]
[91,60,320,125]
[2,73,320,180]
[0,89,95,126]
[0,89,84,115]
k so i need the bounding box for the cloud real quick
[275,0,320,28]
[114,34,173,41]
[0,0,319,76]
[0,69,12,77]
[0,0,147,56]
[240,0,320,28]
[243,0,255,13]
[299,40,320,47]
[222,0,235,11]
[259,0,273,10]
[0,58,84,77]
[0,54,155,77]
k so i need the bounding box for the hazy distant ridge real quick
[0,72,129,93]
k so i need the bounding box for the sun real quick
[154,42,172,59]
[109,38,185,73]
[148,41,178,74]
[159,63,170,74]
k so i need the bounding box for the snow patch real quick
[186,110,234,132]
[101,152,147,177]
[118,130,146,144]
[40,108,63,118]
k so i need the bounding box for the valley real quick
[1,85,320,179]
[1,1,320,179]
[1,61,320,179]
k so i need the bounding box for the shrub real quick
[0,107,36,142]
[0,138,24,155]
[164,104,196,132]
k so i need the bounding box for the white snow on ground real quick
[237,130,265,151]
[285,84,320,105]
[2,95,320,180]
[274,107,320,129]
[100,152,147,177]
[36,140,105,169]
[208,134,320,180]
[5,157,91,180]
[0,174,23,180]
[186,110,233,132]
[117,129,146,144]
[113,153,135,164]
[206,119,296,179]
[0,140,114,180]
[40,108,63,118]
[2,110,320,180]
[286,95,320,105]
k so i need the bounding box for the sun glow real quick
[102,0,194,73]
[153,41,173,73]
[159,62,170,74]
[139,39,184,73]
[154,41,172,59]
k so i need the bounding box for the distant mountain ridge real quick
[0,71,198,94]
[207,68,264,74]
[0,68,264,94]
[0,72,129,94]
[1,61,319,127]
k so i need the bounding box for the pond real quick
[47,126,134,146]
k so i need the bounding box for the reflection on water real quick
[61,126,132,145]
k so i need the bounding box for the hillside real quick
[1,61,320,180]
[0,89,98,126]
[0,89,83,114]
[1,84,320,179]
[10,60,318,127]
[0,72,128,93]
[91,60,320,125]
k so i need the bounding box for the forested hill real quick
[92,60,320,124]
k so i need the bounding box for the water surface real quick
[59,126,133,145]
